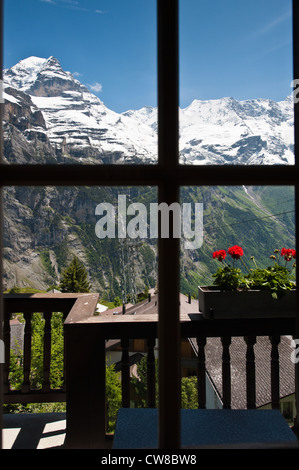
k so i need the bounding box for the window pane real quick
[3,1,157,165]
[179,0,294,165]
[180,186,295,297]
[3,186,158,300]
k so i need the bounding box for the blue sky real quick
[4,0,293,113]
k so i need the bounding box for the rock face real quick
[2,56,295,297]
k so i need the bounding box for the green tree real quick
[30,313,45,389]
[132,357,199,409]
[131,356,159,407]
[105,362,122,432]
[59,256,91,293]
[181,376,198,409]
[113,296,122,307]
[50,312,64,388]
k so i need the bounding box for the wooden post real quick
[245,336,257,409]
[22,312,32,393]
[42,312,52,393]
[147,337,156,408]
[65,324,106,449]
[121,337,130,408]
[270,336,280,410]
[3,312,11,393]
[221,336,232,409]
[197,336,207,409]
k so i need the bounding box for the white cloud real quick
[73,71,83,78]
[40,0,87,10]
[88,82,103,93]
[249,10,291,39]
[40,0,106,13]
[58,0,80,4]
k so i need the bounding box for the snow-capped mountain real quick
[4,56,157,164]
[3,56,294,165]
[179,96,294,165]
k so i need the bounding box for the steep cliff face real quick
[3,185,158,298]
[3,87,46,130]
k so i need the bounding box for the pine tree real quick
[59,256,91,293]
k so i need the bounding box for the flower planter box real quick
[198,286,296,319]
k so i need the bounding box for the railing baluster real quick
[42,311,52,392]
[147,337,156,407]
[245,336,256,409]
[22,312,32,393]
[221,336,231,409]
[62,310,69,393]
[3,312,11,393]
[197,336,207,409]
[270,335,280,410]
[121,337,130,408]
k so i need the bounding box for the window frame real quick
[0,0,299,450]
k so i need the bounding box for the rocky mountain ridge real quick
[4,55,294,165]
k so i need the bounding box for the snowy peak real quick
[4,56,87,97]
[4,56,48,93]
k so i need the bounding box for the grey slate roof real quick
[10,319,24,354]
[204,335,295,409]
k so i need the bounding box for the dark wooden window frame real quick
[0,0,299,449]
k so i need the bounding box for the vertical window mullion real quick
[292,0,299,437]
[0,0,4,451]
[157,0,180,449]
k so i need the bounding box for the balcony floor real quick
[3,412,66,449]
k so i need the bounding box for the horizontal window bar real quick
[1,163,299,186]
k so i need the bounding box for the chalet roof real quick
[103,292,197,351]
[201,335,295,409]
[101,292,198,318]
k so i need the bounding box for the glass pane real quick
[180,185,295,297]
[3,1,157,164]
[179,0,294,165]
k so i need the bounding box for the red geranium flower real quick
[281,248,294,261]
[213,250,226,261]
[227,245,243,259]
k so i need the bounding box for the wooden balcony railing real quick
[3,293,99,404]
[64,301,298,448]
[3,293,298,449]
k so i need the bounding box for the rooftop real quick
[202,335,295,409]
